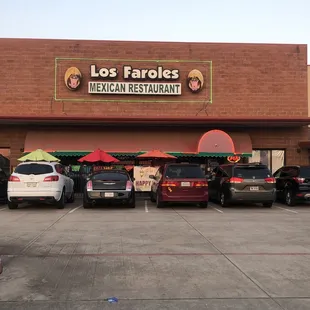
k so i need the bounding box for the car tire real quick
[129,195,136,208]
[150,192,156,203]
[83,194,91,209]
[199,202,208,208]
[57,190,65,209]
[220,192,229,207]
[156,192,164,208]
[263,202,273,208]
[285,189,296,206]
[8,201,18,209]
[83,202,91,209]
[67,191,75,203]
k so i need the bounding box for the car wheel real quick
[57,190,65,209]
[129,195,136,208]
[150,191,156,203]
[285,189,296,206]
[199,202,208,208]
[263,202,273,208]
[67,191,75,203]
[8,201,18,209]
[156,192,164,208]
[220,192,229,207]
[83,202,91,209]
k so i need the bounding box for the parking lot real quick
[1,198,310,310]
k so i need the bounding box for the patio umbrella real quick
[18,149,60,162]
[78,149,119,163]
[137,150,177,159]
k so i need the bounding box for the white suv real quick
[7,161,75,209]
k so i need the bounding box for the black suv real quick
[273,165,310,206]
[208,163,276,207]
[0,169,8,203]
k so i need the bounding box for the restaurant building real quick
[0,38,309,182]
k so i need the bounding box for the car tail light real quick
[43,175,59,182]
[293,177,305,184]
[8,176,20,182]
[265,177,276,183]
[193,181,208,187]
[86,180,93,191]
[228,177,244,183]
[126,181,133,191]
[161,181,178,187]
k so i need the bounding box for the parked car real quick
[7,162,75,209]
[208,162,276,207]
[0,169,8,203]
[83,169,135,208]
[273,165,310,206]
[149,163,208,208]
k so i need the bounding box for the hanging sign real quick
[227,156,241,163]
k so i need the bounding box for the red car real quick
[149,163,208,208]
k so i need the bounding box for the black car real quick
[208,163,276,207]
[0,169,8,203]
[83,169,135,208]
[273,165,310,206]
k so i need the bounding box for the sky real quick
[1,0,310,62]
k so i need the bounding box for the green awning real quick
[23,151,252,158]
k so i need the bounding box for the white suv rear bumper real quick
[8,189,62,202]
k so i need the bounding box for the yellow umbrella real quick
[18,149,60,162]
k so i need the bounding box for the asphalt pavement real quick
[1,198,310,309]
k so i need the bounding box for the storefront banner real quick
[88,82,181,95]
[134,166,158,192]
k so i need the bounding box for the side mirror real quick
[149,175,155,179]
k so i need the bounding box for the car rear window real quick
[14,163,54,175]
[92,172,129,181]
[234,166,271,179]
[299,167,310,177]
[165,165,205,179]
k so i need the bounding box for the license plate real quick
[250,186,259,191]
[181,182,190,187]
[104,192,114,197]
[26,182,37,187]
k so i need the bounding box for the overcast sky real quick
[1,0,309,62]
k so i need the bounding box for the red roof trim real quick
[0,115,309,125]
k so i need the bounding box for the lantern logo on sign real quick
[227,156,241,163]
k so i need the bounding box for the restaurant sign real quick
[64,63,206,96]
[89,65,181,95]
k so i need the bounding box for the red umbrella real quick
[78,149,119,163]
[137,150,177,159]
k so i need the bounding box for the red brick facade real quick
[0,39,308,166]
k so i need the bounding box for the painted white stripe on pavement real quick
[0,207,7,211]
[211,207,224,213]
[69,205,82,214]
[144,200,149,212]
[276,206,298,214]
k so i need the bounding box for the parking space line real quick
[69,205,82,214]
[0,207,7,211]
[211,206,224,213]
[144,200,149,213]
[275,206,298,214]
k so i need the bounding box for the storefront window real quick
[249,149,285,174]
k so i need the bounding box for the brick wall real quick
[0,128,26,167]
[0,39,307,118]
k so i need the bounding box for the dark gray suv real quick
[208,163,276,207]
